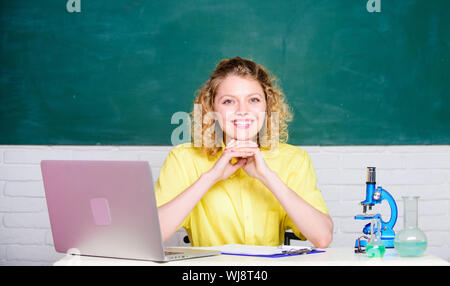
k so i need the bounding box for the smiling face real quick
[213,75,267,143]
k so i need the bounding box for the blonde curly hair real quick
[190,57,293,157]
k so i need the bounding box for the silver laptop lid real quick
[41,160,166,261]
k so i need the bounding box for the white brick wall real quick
[0,145,449,265]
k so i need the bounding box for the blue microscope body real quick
[354,167,398,248]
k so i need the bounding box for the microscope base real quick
[355,237,395,248]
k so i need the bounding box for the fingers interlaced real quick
[228,151,254,158]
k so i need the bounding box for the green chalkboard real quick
[1,0,449,145]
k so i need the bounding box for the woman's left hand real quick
[226,139,273,182]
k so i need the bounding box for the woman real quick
[155,57,333,248]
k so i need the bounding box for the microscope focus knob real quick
[373,190,381,201]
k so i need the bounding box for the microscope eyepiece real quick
[367,167,376,184]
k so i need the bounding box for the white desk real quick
[54,247,449,266]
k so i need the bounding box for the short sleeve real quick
[283,149,329,240]
[154,148,193,230]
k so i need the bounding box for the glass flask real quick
[394,196,428,257]
[366,218,386,258]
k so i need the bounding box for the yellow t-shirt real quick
[154,142,329,247]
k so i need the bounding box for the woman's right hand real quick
[159,146,251,242]
[206,148,254,183]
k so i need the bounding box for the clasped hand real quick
[208,139,273,183]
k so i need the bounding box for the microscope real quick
[354,167,398,248]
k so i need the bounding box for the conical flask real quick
[366,218,385,258]
[394,196,428,257]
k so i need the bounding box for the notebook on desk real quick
[196,244,325,258]
[41,160,220,262]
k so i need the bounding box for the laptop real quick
[40,160,220,262]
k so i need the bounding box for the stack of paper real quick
[194,244,312,256]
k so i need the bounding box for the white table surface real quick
[54,247,449,266]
